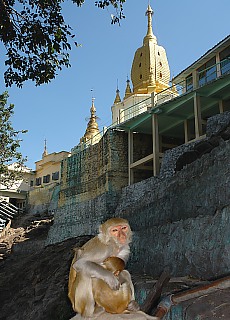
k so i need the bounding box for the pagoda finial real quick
[91,97,96,114]
[42,139,48,158]
[124,77,132,99]
[144,2,156,43]
[114,80,121,103]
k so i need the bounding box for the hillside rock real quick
[0,212,91,320]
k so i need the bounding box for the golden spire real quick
[82,98,100,143]
[42,139,48,158]
[124,78,132,99]
[143,3,157,44]
[131,2,170,94]
[114,87,121,104]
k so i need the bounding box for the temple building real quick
[116,34,230,183]
[34,141,70,187]
[111,4,176,125]
[26,4,230,214]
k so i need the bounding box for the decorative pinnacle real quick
[90,97,96,114]
[124,77,132,99]
[146,4,154,37]
[42,138,48,157]
[114,79,121,103]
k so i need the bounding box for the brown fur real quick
[92,256,131,314]
[68,248,82,312]
[103,256,125,275]
[68,218,134,317]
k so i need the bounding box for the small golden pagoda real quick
[124,78,132,100]
[114,88,121,104]
[81,98,101,145]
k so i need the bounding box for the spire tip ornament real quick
[42,139,48,158]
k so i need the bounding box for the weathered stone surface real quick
[129,206,230,278]
[47,112,230,281]
[116,140,230,279]
[175,150,199,171]
[28,184,60,215]
[164,287,230,320]
[160,112,230,177]
[206,111,230,137]
[46,192,119,244]
[1,213,230,320]
[60,129,129,204]
[0,213,91,320]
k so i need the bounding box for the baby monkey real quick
[103,256,125,276]
[92,256,132,314]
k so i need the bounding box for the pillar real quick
[193,93,202,139]
[219,100,224,113]
[184,119,190,143]
[216,53,221,78]
[152,114,160,176]
[128,130,134,185]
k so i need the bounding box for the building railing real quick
[153,57,230,108]
[71,97,153,155]
[71,124,114,154]
[71,58,230,156]
[119,97,152,122]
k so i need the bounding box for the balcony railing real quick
[153,57,230,108]
[119,97,151,123]
[71,58,230,155]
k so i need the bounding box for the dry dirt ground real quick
[0,212,91,320]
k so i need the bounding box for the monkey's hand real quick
[127,300,140,312]
[74,260,120,290]
[103,272,120,290]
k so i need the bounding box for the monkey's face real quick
[109,224,129,245]
[98,217,132,245]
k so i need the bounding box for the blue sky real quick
[0,0,230,169]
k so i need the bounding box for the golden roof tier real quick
[131,4,170,94]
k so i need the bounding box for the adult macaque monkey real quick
[68,217,139,317]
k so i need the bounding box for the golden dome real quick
[131,4,170,94]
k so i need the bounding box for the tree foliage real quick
[0,0,126,87]
[0,92,27,187]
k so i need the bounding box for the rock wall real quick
[47,112,230,280]
[47,129,128,244]
[28,184,60,215]
[118,137,230,279]
[59,129,128,205]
